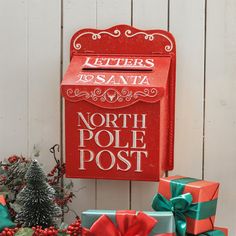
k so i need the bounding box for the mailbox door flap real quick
[61,55,172,109]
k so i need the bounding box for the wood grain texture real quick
[63,0,97,72]
[0,0,61,168]
[205,0,236,234]
[97,0,132,28]
[131,0,168,211]
[0,0,28,158]
[169,0,205,179]
[27,0,61,172]
[63,0,97,222]
[96,0,131,210]
[133,0,168,30]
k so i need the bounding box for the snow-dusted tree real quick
[16,160,61,228]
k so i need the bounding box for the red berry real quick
[8,156,18,163]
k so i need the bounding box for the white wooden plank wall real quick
[1,0,236,234]
[205,0,236,233]
[0,0,28,158]
[0,0,61,171]
[131,0,168,211]
[169,0,205,179]
[63,0,97,222]
[27,0,61,173]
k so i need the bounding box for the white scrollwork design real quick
[90,88,133,103]
[73,30,121,50]
[66,88,158,103]
[125,30,173,52]
[133,88,158,99]
[66,88,90,98]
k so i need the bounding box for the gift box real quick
[82,210,176,235]
[152,176,219,235]
[186,227,228,236]
[0,195,15,232]
[213,227,228,236]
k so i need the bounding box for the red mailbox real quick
[61,25,176,181]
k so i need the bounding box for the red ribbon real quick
[82,210,157,236]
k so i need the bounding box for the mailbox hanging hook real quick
[49,144,60,165]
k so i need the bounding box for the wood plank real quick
[96,0,131,210]
[63,0,97,222]
[63,0,97,72]
[169,0,205,179]
[0,1,28,158]
[205,0,236,233]
[133,0,168,30]
[131,0,168,211]
[28,0,61,173]
[97,0,132,28]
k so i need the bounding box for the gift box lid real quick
[82,209,175,235]
[156,176,220,235]
[159,175,219,203]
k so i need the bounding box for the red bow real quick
[82,210,157,236]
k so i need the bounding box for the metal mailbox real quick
[61,25,176,181]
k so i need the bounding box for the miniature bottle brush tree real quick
[15,160,62,228]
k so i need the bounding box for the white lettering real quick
[118,114,132,128]
[77,112,94,130]
[77,111,150,174]
[131,151,148,172]
[132,130,146,149]
[94,57,104,66]
[83,57,155,69]
[145,58,155,68]
[95,130,114,147]
[83,57,95,68]
[139,76,150,85]
[114,130,129,148]
[90,113,105,128]
[96,150,116,170]
[105,113,118,128]
[133,114,147,129]
[95,74,106,84]
[117,151,131,171]
[79,129,93,147]
[76,74,151,85]
[79,149,94,170]
[78,112,146,130]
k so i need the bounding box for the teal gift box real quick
[0,195,15,232]
[82,209,176,236]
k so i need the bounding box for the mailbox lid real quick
[61,55,171,109]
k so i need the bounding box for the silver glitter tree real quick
[15,160,61,228]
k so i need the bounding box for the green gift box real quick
[82,209,176,235]
[152,176,219,235]
[0,195,15,232]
